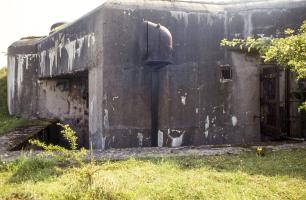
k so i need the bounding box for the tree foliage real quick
[221,21,306,79]
[221,21,306,109]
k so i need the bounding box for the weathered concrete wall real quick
[95,0,306,148]
[7,9,103,147]
[7,39,40,118]
[230,52,261,143]
[226,1,306,39]
[37,32,96,78]
[98,1,226,148]
[37,76,89,147]
[7,0,306,149]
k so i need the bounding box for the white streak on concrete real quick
[205,115,210,130]
[38,33,95,75]
[88,33,96,48]
[170,11,217,27]
[17,55,24,98]
[59,43,64,58]
[204,115,210,138]
[90,34,95,46]
[89,95,97,136]
[170,11,189,26]
[7,54,37,108]
[65,39,76,71]
[204,130,209,138]
[48,48,56,76]
[137,133,143,147]
[8,56,15,114]
[211,116,216,124]
[207,15,214,26]
[158,130,163,147]
[25,55,29,70]
[101,136,107,150]
[64,33,95,71]
[181,94,187,105]
[196,14,201,24]
[40,50,47,75]
[104,109,110,129]
[76,37,85,57]
[232,116,238,127]
[112,96,119,101]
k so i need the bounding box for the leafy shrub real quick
[29,123,87,166]
[221,20,306,110]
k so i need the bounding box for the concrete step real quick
[0,123,51,151]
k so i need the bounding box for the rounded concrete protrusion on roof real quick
[49,22,67,35]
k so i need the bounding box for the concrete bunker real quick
[7,0,306,150]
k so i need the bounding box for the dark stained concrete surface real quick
[7,0,306,149]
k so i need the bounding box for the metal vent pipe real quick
[143,21,173,146]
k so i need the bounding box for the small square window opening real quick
[220,64,232,82]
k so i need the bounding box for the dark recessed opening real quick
[220,64,232,81]
[11,122,72,151]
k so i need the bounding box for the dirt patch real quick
[1,141,305,162]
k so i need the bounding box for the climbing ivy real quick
[221,21,306,109]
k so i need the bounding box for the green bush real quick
[29,123,87,166]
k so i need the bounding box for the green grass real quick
[0,68,47,136]
[0,149,306,200]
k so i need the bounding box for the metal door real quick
[260,66,281,137]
